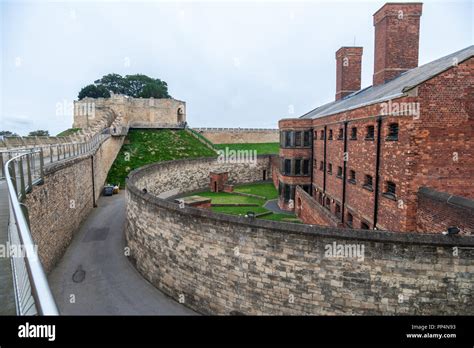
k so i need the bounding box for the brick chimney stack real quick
[335,47,363,101]
[373,2,423,86]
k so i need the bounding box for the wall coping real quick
[126,157,474,247]
[418,187,474,211]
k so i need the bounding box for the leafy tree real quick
[0,130,19,137]
[28,130,50,136]
[94,73,128,94]
[78,84,111,100]
[79,73,170,99]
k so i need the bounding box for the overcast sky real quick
[1,0,472,135]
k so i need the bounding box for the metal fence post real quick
[57,145,60,162]
[18,158,26,200]
[39,148,44,183]
[26,153,32,193]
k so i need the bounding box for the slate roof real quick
[300,45,474,120]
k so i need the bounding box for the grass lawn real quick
[107,129,217,186]
[214,142,279,155]
[186,182,300,223]
[233,182,279,199]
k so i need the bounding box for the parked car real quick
[103,185,114,196]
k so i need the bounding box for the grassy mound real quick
[57,128,81,137]
[107,129,217,186]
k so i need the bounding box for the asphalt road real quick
[48,191,196,315]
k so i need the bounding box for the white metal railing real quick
[3,132,110,315]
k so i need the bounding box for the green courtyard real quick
[185,182,300,223]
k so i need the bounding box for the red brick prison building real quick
[276,2,474,233]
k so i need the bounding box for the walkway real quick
[48,192,196,315]
[0,180,16,315]
[264,199,295,215]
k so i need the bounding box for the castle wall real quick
[194,128,279,144]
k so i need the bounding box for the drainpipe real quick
[341,121,348,225]
[373,116,382,229]
[91,155,97,208]
[323,125,327,193]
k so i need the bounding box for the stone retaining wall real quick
[125,156,474,315]
[25,136,124,272]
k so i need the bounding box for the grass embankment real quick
[107,129,217,186]
[57,128,81,137]
[188,182,300,223]
[214,143,279,155]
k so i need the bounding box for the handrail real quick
[5,151,59,315]
[2,132,111,315]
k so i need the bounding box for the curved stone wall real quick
[126,156,474,315]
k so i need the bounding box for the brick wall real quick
[126,157,474,315]
[416,187,474,235]
[25,136,124,272]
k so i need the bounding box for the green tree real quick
[94,73,128,94]
[78,84,111,100]
[0,130,19,137]
[78,73,170,99]
[28,130,50,136]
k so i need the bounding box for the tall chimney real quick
[335,47,363,101]
[373,3,423,86]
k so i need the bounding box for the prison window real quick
[320,161,324,171]
[295,159,302,175]
[285,131,292,147]
[320,130,325,140]
[295,131,302,147]
[335,203,341,218]
[384,181,397,200]
[303,131,311,146]
[303,159,310,175]
[338,128,344,140]
[284,159,291,175]
[347,213,353,227]
[337,166,343,178]
[328,163,332,174]
[325,197,331,210]
[350,127,357,140]
[387,123,399,140]
[366,125,375,140]
[328,129,333,140]
[349,170,356,184]
[364,175,373,190]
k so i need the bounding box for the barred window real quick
[349,170,356,183]
[328,163,332,174]
[347,213,353,227]
[350,127,357,140]
[387,123,399,140]
[328,129,333,140]
[364,175,373,189]
[320,130,325,140]
[337,166,343,178]
[366,125,375,140]
[338,128,344,140]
